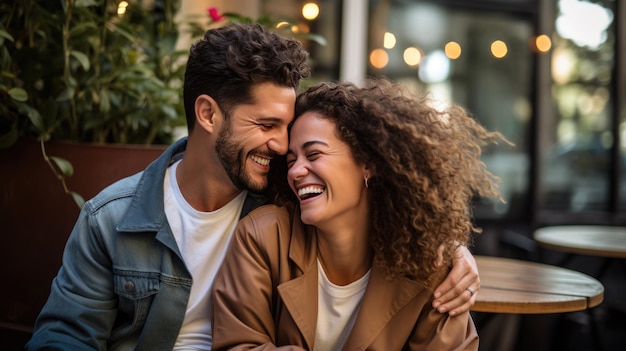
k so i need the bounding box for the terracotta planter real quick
[0,139,167,344]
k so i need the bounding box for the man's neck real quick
[175,157,242,212]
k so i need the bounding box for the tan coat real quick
[212,204,478,351]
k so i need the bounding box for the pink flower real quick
[207,7,223,21]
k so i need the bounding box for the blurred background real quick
[205,0,625,225]
[1,0,624,350]
[179,1,626,350]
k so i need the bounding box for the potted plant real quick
[0,0,325,205]
[1,0,189,206]
[0,1,325,343]
[0,0,191,343]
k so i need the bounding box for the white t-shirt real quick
[314,259,371,351]
[164,160,247,350]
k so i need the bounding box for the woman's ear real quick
[195,94,221,133]
[363,164,375,179]
[362,164,375,188]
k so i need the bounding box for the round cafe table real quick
[533,225,626,259]
[472,255,604,314]
[472,255,605,350]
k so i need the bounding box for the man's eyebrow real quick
[257,117,286,124]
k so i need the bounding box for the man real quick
[26,23,478,350]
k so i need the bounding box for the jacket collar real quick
[116,137,268,255]
[278,211,428,350]
[117,137,187,234]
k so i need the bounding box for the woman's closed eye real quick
[306,151,321,160]
[286,151,322,169]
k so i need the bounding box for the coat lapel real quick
[275,210,428,351]
[342,264,426,351]
[277,212,319,350]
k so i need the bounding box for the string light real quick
[117,1,128,16]
[491,40,508,59]
[444,41,462,59]
[384,32,396,49]
[370,49,389,69]
[302,2,320,20]
[403,47,422,66]
[535,34,552,53]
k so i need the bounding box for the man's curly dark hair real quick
[183,23,311,131]
[271,78,507,285]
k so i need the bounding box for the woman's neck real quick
[316,227,372,286]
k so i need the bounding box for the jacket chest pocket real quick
[113,272,160,333]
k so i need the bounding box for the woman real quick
[212,79,505,350]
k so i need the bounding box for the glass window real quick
[540,0,616,212]
[255,0,625,221]
[261,0,341,86]
[367,1,534,219]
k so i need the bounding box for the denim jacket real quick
[26,138,267,351]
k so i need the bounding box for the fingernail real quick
[438,307,447,313]
[449,310,456,316]
[433,302,440,308]
[434,292,441,298]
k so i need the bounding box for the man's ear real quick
[195,94,221,133]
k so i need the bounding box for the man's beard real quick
[215,122,269,193]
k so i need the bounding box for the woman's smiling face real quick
[286,111,369,227]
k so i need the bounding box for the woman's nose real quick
[287,158,308,180]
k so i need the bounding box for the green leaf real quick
[8,87,28,102]
[56,87,75,102]
[67,75,77,88]
[16,102,44,133]
[108,91,120,107]
[70,50,90,71]
[70,191,85,209]
[160,104,177,119]
[50,156,74,177]
[297,33,328,47]
[69,22,98,36]
[99,89,111,112]
[105,21,136,42]
[0,128,18,149]
[222,13,255,24]
[0,29,14,42]
[75,0,99,7]
[1,70,16,79]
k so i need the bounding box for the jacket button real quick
[124,281,135,292]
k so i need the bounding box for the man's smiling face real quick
[216,82,296,193]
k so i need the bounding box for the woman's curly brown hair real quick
[271,78,507,285]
